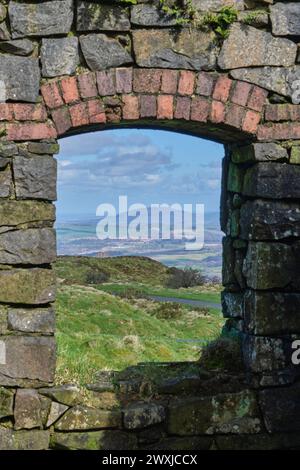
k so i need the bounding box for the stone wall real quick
[0,0,300,450]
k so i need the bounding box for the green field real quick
[55,256,223,385]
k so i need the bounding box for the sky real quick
[56,128,224,220]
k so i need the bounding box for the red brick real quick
[87,100,106,124]
[196,72,215,97]
[210,101,225,124]
[190,96,210,122]
[225,104,245,129]
[13,104,47,121]
[161,70,178,94]
[77,73,98,99]
[247,86,268,112]
[213,76,233,103]
[116,68,133,94]
[258,123,300,141]
[265,104,300,122]
[7,122,57,141]
[178,71,195,96]
[0,103,13,121]
[140,95,156,118]
[133,69,162,93]
[60,76,80,104]
[96,70,116,96]
[69,102,89,127]
[122,95,139,120]
[174,97,191,120]
[242,110,261,133]
[51,107,72,135]
[157,95,173,120]
[41,82,63,109]
[231,81,252,107]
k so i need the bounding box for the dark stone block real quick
[0,55,40,103]
[259,383,300,432]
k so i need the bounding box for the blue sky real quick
[56,129,224,219]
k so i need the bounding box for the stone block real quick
[41,37,79,78]
[77,2,130,31]
[124,403,166,430]
[54,405,121,431]
[80,34,133,71]
[8,307,55,334]
[14,389,42,430]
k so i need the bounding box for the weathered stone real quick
[0,428,49,450]
[8,307,55,334]
[41,38,79,78]
[243,163,300,199]
[0,307,7,334]
[0,228,56,265]
[0,142,18,157]
[0,56,40,102]
[270,2,300,36]
[13,155,57,201]
[38,384,81,407]
[189,0,244,11]
[219,24,297,70]
[232,143,288,163]
[0,166,12,198]
[80,34,133,71]
[39,395,52,428]
[231,66,300,101]
[51,430,137,450]
[240,200,300,240]
[238,10,269,28]
[260,383,300,433]
[243,241,298,290]
[227,162,244,193]
[0,200,55,234]
[222,237,236,286]
[222,291,244,318]
[244,290,300,336]
[0,268,56,305]
[242,335,287,372]
[124,403,166,430]
[46,402,68,428]
[167,390,261,435]
[0,21,10,40]
[0,336,56,385]
[54,405,121,431]
[131,5,177,26]
[85,391,119,410]
[0,5,6,22]
[0,39,34,56]
[133,29,217,70]
[0,387,14,419]
[14,389,42,430]
[27,142,59,155]
[77,2,130,31]
[9,0,74,38]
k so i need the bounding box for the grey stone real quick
[124,403,166,430]
[238,10,269,28]
[221,291,244,318]
[231,66,300,100]
[0,268,56,305]
[39,385,81,407]
[0,428,49,450]
[260,384,300,433]
[189,0,244,11]
[0,55,40,103]
[243,163,300,200]
[13,155,57,201]
[243,241,297,290]
[77,2,130,31]
[270,2,300,36]
[244,290,300,336]
[0,39,34,56]
[8,307,55,334]
[218,24,297,70]
[133,28,217,70]
[242,335,287,373]
[0,387,14,419]
[240,200,300,240]
[27,142,59,155]
[80,34,133,71]
[222,237,237,287]
[0,157,10,170]
[0,228,56,265]
[0,336,56,385]
[0,142,18,157]
[232,143,288,163]
[9,0,74,38]
[131,5,178,26]
[0,5,6,22]
[46,401,69,428]
[0,166,12,198]
[0,200,55,234]
[227,162,244,193]
[0,21,10,40]
[51,430,137,450]
[41,37,79,78]
[54,405,122,431]
[14,389,42,430]
[0,307,7,334]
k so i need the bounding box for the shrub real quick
[166,267,206,289]
[153,302,182,320]
[199,333,243,372]
[85,270,110,285]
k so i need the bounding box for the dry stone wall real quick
[0,0,299,450]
